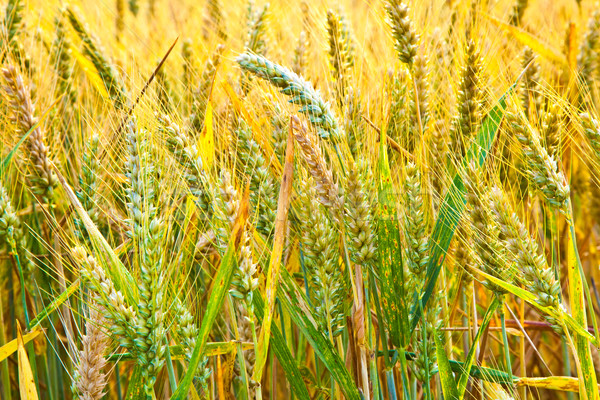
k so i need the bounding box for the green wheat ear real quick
[236,52,342,141]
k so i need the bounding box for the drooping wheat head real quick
[237,52,342,141]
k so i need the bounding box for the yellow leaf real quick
[517,376,600,393]
[17,321,39,400]
[252,115,295,382]
[0,327,43,363]
[70,46,110,100]
[484,13,567,66]
[198,101,215,170]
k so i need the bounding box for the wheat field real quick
[1,0,600,399]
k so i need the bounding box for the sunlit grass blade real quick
[0,327,43,363]
[17,321,38,400]
[516,376,600,393]
[567,216,599,399]
[29,280,79,329]
[170,189,249,400]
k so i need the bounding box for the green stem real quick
[385,369,397,400]
[0,287,10,400]
[10,237,28,327]
[398,347,411,400]
[499,297,512,376]
[165,339,178,393]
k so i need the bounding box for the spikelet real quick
[577,10,600,85]
[2,65,59,204]
[115,0,124,41]
[213,170,240,254]
[182,38,196,109]
[385,0,418,66]
[72,306,109,400]
[326,9,355,104]
[344,87,364,157]
[290,116,342,222]
[403,162,429,281]
[234,119,278,237]
[241,4,270,94]
[520,47,541,119]
[267,100,288,163]
[409,52,430,149]
[429,119,449,205]
[541,103,561,157]
[128,0,139,15]
[388,69,409,145]
[245,4,269,55]
[509,0,529,26]
[155,58,173,112]
[66,7,129,109]
[75,133,100,239]
[0,182,36,291]
[454,222,475,286]
[298,178,346,338]
[488,186,561,330]
[237,52,342,141]
[158,113,211,218]
[343,162,377,267]
[72,247,138,349]
[51,10,77,114]
[172,299,211,392]
[506,110,570,215]
[450,39,483,159]
[580,112,600,162]
[412,300,442,385]
[190,44,224,134]
[124,119,167,394]
[292,30,309,75]
[463,162,511,294]
[203,0,227,40]
[2,0,28,66]
[3,0,23,47]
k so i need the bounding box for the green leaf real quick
[565,220,597,398]
[29,280,79,328]
[377,124,408,348]
[170,198,248,400]
[124,366,146,400]
[447,361,516,385]
[279,269,361,400]
[475,268,597,346]
[434,327,458,400]
[253,292,312,400]
[410,83,515,333]
[457,297,500,399]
